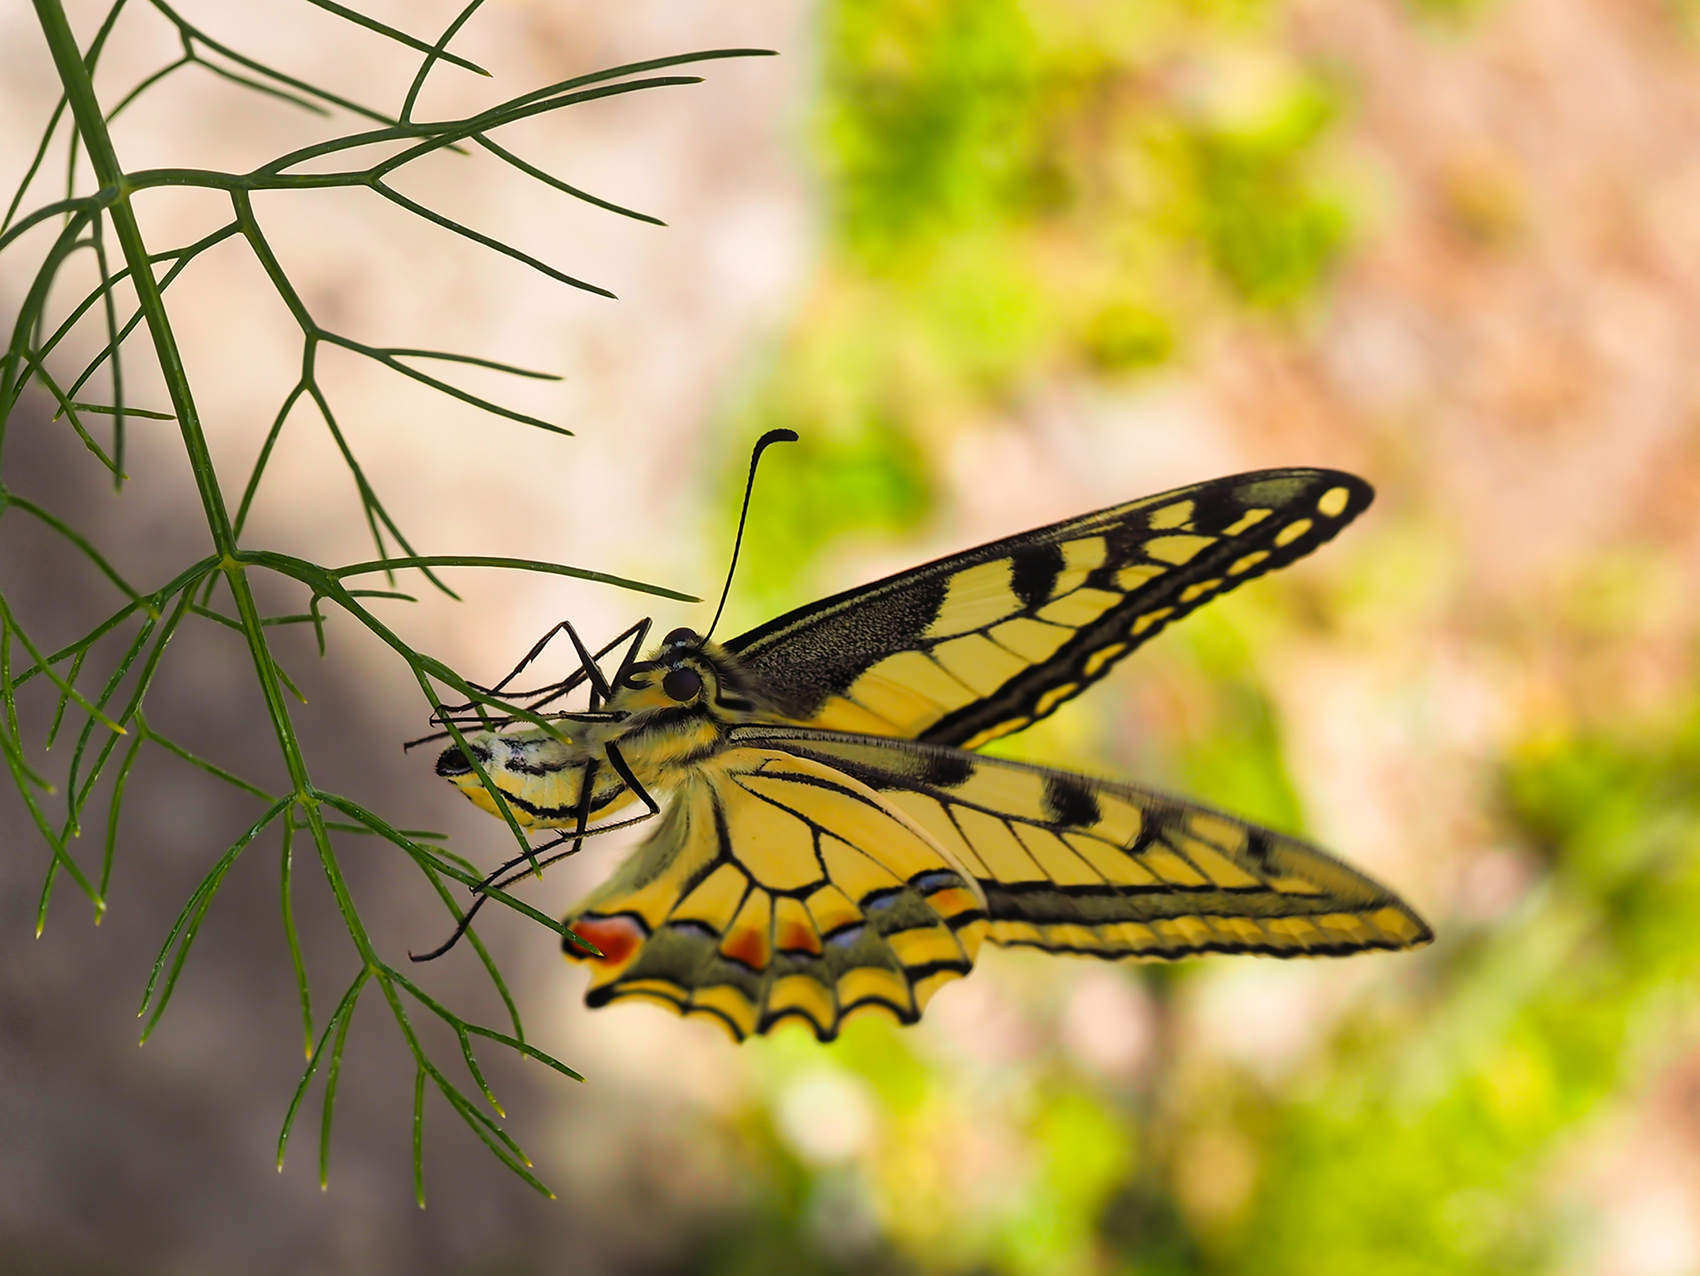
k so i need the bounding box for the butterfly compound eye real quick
[434,745,472,777]
[662,667,703,702]
[662,627,699,650]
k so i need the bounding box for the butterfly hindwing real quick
[724,469,1373,749]
[734,727,1432,959]
[564,749,988,1042]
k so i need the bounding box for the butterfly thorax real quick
[437,627,781,828]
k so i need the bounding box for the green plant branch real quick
[257,58,753,177]
[11,0,760,1194]
[0,592,125,735]
[0,626,53,792]
[137,712,277,802]
[45,646,88,748]
[2,493,142,599]
[149,0,399,129]
[303,377,448,594]
[201,55,334,118]
[302,0,488,78]
[421,846,524,1041]
[231,381,304,540]
[3,97,70,236]
[2,212,93,440]
[386,964,583,1084]
[371,182,617,298]
[138,795,291,1039]
[64,403,171,421]
[100,728,145,902]
[0,0,127,236]
[472,133,666,226]
[279,818,312,1058]
[105,54,194,124]
[412,1063,426,1207]
[401,0,486,123]
[315,790,574,940]
[373,347,561,380]
[22,346,121,474]
[329,554,699,599]
[320,333,572,431]
[62,581,197,841]
[84,212,125,481]
[227,194,561,569]
[278,966,369,1170]
[0,197,98,255]
[292,785,555,1194]
[10,553,219,692]
[317,966,359,1187]
[10,600,145,689]
[48,224,243,392]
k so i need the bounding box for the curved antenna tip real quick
[704,430,799,641]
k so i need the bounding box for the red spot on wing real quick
[720,926,771,970]
[776,921,823,956]
[925,887,980,919]
[567,915,644,966]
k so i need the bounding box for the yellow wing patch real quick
[738,728,1432,962]
[724,469,1376,751]
[563,750,989,1042]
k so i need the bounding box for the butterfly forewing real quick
[734,727,1431,959]
[563,749,988,1042]
[724,469,1372,749]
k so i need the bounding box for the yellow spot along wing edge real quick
[732,726,1432,961]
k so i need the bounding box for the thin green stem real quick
[278,968,368,1170]
[401,0,487,122]
[412,1061,427,1207]
[280,818,312,1058]
[303,0,487,77]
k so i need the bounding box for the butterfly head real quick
[613,627,762,727]
[657,626,705,702]
[622,626,712,704]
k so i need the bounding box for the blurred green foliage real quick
[1404,0,1497,23]
[695,0,1700,1272]
[722,0,1350,607]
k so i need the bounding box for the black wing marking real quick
[730,725,1432,960]
[724,469,1372,748]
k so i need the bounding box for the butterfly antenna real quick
[703,428,797,642]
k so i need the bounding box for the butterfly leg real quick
[560,621,617,708]
[601,742,661,826]
[437,618,653,719]
[410,756,606,963]
[475,758,605,889]
[431,623,578,729]
[411,742,668,963]
[500,618,653,713]
[608,617,652,691]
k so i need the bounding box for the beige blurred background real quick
[6,0,1700,1273]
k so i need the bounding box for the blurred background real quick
[5,0,1700,1271]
